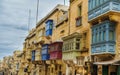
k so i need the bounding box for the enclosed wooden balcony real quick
[49,42,63,60]
[50,51,62,59]
[88,0,120,21]
[41,44,50,60]
[91,20,116,55]
[41,54,50,60]
[62,32,82,61]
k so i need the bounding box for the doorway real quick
[102,65,108,75]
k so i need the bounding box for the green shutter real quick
[117,66,120,75]
[102,66,108,75]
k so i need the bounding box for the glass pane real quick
[97,33,99,42]
[99,32,101,41]
[95,33,97,42]
[78,5,82,16]
[76,43,80,49]
[92,34,94,43]
[109,31,114,41]
[103,31,106,41]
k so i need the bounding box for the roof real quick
[36,4,69,28]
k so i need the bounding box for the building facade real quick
[1,0,120,75]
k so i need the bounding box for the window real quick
[91,0,93,9]
[96,0,99,6]
[76,43,80,50]
[76,17,82,26]
[92,34,94,43]
[103,31,106,41]
[97,32,99,42]
[109,30,114,41]
[49,22,53,29]
[95,33,97,42]
[33,71,36,75]
[55,65,57,70]
[99,32,101,41]
[16,63,19,70]
[51,68,53,73]
[89,0,91,10]
[77,57,84,65]
[76,4,82,26]
[93,0,95,8]
[78,5,82,16]
[46,25,49,30]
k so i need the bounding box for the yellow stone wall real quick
[114,15,120,59]
[69,0,90,49]
[52,13,69,42]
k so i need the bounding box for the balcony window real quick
[109,30,114,41]
[92,34,94,43]
[76,43,80,50]
[45,20,53,36]
[91,20,116,55]
[103,31,106,41]
[88,0,120,21]
[99,32,101,41]
[77,57,84,65]
[63,38,81,51]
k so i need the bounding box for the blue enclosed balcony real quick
[88,0,120,21]
[91,20,116,55]
[45,20,53,36]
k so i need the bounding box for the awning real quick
[93,59,120,65]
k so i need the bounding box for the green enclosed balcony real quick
[88,0,120,21]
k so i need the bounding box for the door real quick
[92,65,97,75]
[102,65,108,75]
[117,66,120,75]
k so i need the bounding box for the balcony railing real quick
[50,51,62,59]
[91,41,115,55]
[88,0,120,21]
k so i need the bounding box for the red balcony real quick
[49,42,63,52]
[50,51,62,60]
[49,42,63,60]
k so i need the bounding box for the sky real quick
[0,0,69,60]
